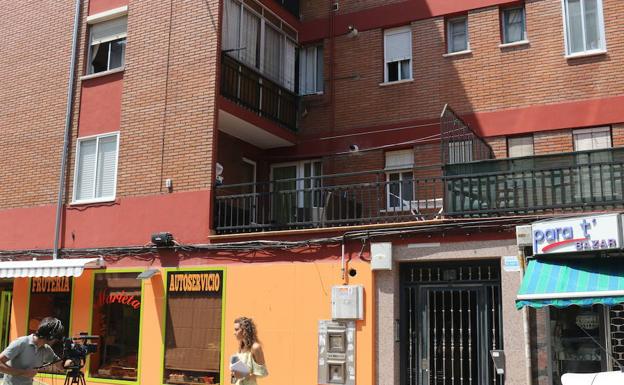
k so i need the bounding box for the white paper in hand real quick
[230,355,250,376]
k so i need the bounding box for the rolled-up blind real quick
[385,27,411,63]
[90,17,127,45]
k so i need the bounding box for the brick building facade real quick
[2,0,624,384]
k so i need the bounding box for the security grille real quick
[401,260,504,385]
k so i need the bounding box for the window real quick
[271,160,323,224]
[573,127,612,200]
[90,273,142,381]
[385,150,414,210]
[299,45,324,95]
[384,26,412,83]
[163,270,224,385]
[73,133,119,203]
[563,0,605,55]
[88,17,127,74]
[222,0,297,91]
[447,16,469,53]
[501,6,527,44]
[508,135,534,157]
[28,277,72,374]
[573,126,611,151]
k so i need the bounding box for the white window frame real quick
[447,16,470,54]
[72,132,120,204]
[383,26,413,84]
[223,0,297,91]
[501,6,528,44]
[270,160,322,208]
[299,44,324,95]
[561,0,606,57]
[86,16,127,75]
[508,135,534,158]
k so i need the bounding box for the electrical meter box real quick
[370,242,392,270]
[331,285,364,320]
[318,320,356,385]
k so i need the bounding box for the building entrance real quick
[400,260,504,385]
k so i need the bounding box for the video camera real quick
[62,333,99,368]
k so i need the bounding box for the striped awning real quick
[0,258,100,278]
[516,258,624,309]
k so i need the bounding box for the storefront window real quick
[89,273,142,381]
[28,277,72,374]
[163,270,224,385]
[550,305,609,385]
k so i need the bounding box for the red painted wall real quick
[88,0,128,16]
[77,72,124,137]
[0,190,212,251]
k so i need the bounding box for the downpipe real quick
[53,0,82,259]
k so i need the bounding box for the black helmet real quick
[36,317,64,341]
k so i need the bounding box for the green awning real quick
[516,258,624,309]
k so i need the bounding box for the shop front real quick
[0,255,374,385]
[517,213,624,385]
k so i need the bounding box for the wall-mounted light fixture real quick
[349,144,359,152]
[347,25,358,38]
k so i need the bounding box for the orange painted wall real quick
[19,260,373,385]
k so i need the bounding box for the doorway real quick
[400,260,504,385]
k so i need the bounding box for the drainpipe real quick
[53,0,82,259]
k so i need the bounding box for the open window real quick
[87,16,127,74]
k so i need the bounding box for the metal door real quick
[401,261,504,385]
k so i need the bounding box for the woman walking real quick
[231,317,268,385]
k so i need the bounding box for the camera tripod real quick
[63,367,86,385]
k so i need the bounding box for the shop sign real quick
[168,271,222,295]
[532,213,622,255]
[31,277,71,293]
[98,290,141,309]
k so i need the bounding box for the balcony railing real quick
[220,52,298,131]
[214,148,624,233]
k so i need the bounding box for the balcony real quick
[214,148,624,234]
[220,52,298,132]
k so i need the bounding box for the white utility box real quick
[331,285,364,320]
[370,242,392,270]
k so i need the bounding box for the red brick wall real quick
[300,0,624,138]
[0,1,76,210]
[534,130,573,155]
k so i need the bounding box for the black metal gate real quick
[400,260,504,385]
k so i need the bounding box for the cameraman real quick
[0,317,69,385]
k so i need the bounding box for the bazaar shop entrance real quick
[400,260,504,385]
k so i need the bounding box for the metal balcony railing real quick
[220,52,298,131]
[214,148,624,233]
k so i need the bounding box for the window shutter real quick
[90,17,127,45]
[76,139,97,201]
[385,150,414,170]
[95,136,118,199]
[385,28,411,63]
